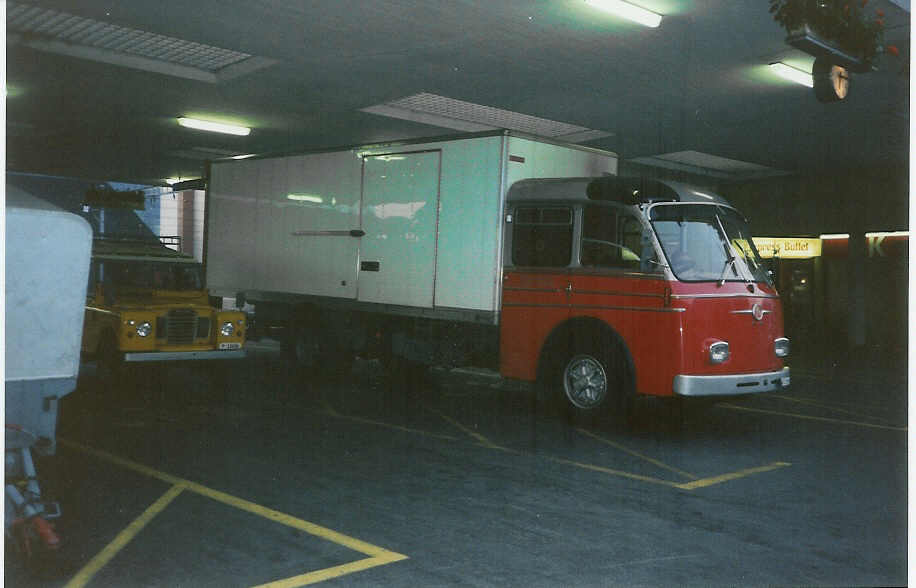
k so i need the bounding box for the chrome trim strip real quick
[503,303,685,313]
[505,267,665,280]
[85,306,120,317]
[673,367,790,396]
[503,286,565,294]
[124,349,246,362]
[504,286,665,298]
[671,293,780,300]
[567,267,664,279]
[572,289,665,299]
[573,304,686,313]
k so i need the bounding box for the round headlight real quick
[220,321,235,337]
[774,337,790,358]
[709,341,730,364]
[136,321,152,337]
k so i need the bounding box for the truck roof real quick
[507,176,734,207]
[210,129,618,165]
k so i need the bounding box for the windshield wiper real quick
[718,254,736,286]
[714,211,752,289]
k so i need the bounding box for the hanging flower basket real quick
[768,0,892,72]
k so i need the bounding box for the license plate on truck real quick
[219,343,242,350]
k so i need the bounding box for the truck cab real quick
[501,176,790,415]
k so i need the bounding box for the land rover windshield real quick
[94,260,204,291]
[649,203,771,285]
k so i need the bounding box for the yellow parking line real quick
[253,553,407,588]
[328,411,459,441]
[676,462,791,490]
[59,439,408,586]
[544,456,685,488]
[65,484,185,588]
[576,428,698,480]
[768,394,898,424]
[428,408,504,449]
[718,403,907,432]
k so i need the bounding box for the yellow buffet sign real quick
[752,237,822,259]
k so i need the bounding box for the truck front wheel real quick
[541,329,633,423]
[562,353,609,411]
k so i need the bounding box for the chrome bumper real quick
[673,367,790,397]
[124,349,246,362]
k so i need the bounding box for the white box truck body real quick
[207,131,616,323]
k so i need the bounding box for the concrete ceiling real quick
[5,0,911,186]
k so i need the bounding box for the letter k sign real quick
[868,236,886,257]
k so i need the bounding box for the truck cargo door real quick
[358,151,442,308]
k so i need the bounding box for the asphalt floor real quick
[5,340,908,587]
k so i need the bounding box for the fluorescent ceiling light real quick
[819,231,909,239]
[585,0,662,28]
[287,194,323,203]
[769,62,813,88]
[178,118,251,136]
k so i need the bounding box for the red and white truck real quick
[206,131,789,416]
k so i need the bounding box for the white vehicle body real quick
[5,185,93,453]
[207,131,617,322]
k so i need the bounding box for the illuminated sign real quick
[752,237,822,259]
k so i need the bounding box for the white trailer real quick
[5,185,93,559]
[206,131,617,369]
[5,185,92,451]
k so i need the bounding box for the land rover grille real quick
[156,309,210,344]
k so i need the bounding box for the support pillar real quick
[846,231,867,350]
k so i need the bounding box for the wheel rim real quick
[562,354,608,410]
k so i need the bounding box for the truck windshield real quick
[100,261,204,291]
[650,204,771,285]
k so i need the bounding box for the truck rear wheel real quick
[285,323,354,378]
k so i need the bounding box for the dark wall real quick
[618,163,909,237]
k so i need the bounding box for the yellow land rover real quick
[84,238,246,374]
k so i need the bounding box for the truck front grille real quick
[166,309,198,345]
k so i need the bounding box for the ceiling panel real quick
[5,0,910,185]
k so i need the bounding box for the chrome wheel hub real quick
[563,354,608,410]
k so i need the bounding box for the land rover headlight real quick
[220,321,235,337]
[709,341,730,364]
[135,321,152,337]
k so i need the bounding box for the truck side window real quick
[581,206,656,271]
[511,206,573,267]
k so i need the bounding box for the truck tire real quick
[541,327,633,423]
[96,332,123,381]
[285,324,354,378]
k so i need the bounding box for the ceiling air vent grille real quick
[7,2,274,82]
[361,93,612,143]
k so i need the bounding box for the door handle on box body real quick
[291,229,366,237]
